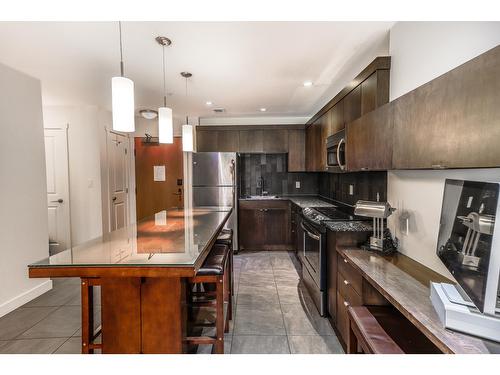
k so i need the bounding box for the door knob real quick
[51,199,63,203]
[112,197,117,201]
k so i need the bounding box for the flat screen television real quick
[436,179,499,313]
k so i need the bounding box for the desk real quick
[339,248,500,354]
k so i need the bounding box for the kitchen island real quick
[28,207,232,354]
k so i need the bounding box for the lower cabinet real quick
[238,200,292,251]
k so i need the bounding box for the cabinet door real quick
[318,114,330,172]
[361,70,390,116]
[263,129,288,153]
[305,125,315,171]
[217,130,239,152]
[196,130,217,152]
[288,129,305,171]
[392,46,500,169]
[343,85,361,125]
[239,130,263,153]
[264,207,290,250]
[238,206,265,250]
[330,100,344,135]
[346,103,393,171]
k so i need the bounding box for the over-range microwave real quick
[326,129,346,172]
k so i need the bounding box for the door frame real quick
[44,124,72,253]
[102,128,135,234]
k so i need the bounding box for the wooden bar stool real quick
[347,306,404,354]
[185,243,232,354]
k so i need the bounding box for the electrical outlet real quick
[349,184,354,195]
[295,181,301,189]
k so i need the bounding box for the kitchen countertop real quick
[239,195,334,208]
[324,220,372,232]
[29,207,232,271]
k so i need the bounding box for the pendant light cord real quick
[118,21,124,77]
[162,45,167,107]
[185,76,189,125]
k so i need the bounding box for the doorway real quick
[44,127,71,255]
[134,136,184,221]
[107,131,130,232]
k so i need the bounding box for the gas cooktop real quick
[302,206,365,226]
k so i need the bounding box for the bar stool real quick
[185,243,231,354]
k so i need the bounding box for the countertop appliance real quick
[299,204,367,316]
[191,152,238,252]
[326,129,346,172]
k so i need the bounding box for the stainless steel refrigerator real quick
[191,152,238,252]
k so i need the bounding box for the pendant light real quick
[181,72,194,152]
[156,36,173,144]
[112,21,135,133]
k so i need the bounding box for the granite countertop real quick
[239,195,334,208]
[324,220,372,232]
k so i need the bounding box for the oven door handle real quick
[300,221,321,241]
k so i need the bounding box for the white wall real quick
[0,63,52,317]
[387,22,500,277]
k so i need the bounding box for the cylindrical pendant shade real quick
[182,124,194,152]
[158,107,173,144]
[112,76,135,132]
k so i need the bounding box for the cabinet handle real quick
[343,258,348,263]
[343,301,350,307]
[361,167,369,171]
[343,279,349,285]
[431,164,447,170]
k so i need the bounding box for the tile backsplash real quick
[238,153,387,205]
[318,171,387,206]
[239,154,318,197]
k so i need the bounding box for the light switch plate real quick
[349,184,354,195]
[295,181,301,189]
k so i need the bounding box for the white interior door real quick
[107,131,129,232]
[44,128,71,254]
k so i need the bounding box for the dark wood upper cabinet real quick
[361,70,390,116]
[288,129,305,172]
[318,113,330,171]
[196,130,218,152]
[346,103,393,171]
[239,130,264,153]
[392,45,500,169]
[196,129,239,152]
[343,84,362,125]
[330,100,344,135]
[263,129,288,153]
[217,130,239,152]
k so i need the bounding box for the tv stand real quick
[431,282,500,342]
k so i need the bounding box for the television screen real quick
[436,179,499,313]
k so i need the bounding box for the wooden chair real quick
[347,306,404,354]
[185,243,232,354]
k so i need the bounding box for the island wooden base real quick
[81,277,187,354]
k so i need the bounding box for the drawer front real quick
[338,272,362,307]
[338,253,363,295]
[336,291,350,344]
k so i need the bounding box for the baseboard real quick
[0,279,53,318]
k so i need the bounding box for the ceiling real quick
[0,22,393,121]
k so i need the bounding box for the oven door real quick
[300,219,323,288]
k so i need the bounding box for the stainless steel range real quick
[299,205,365,316]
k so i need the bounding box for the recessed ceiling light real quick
[260,108,267,112]
[139,109,158,120]
[206,101,213,106]
[303,81,313,87]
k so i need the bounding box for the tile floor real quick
[0,251,343,354]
